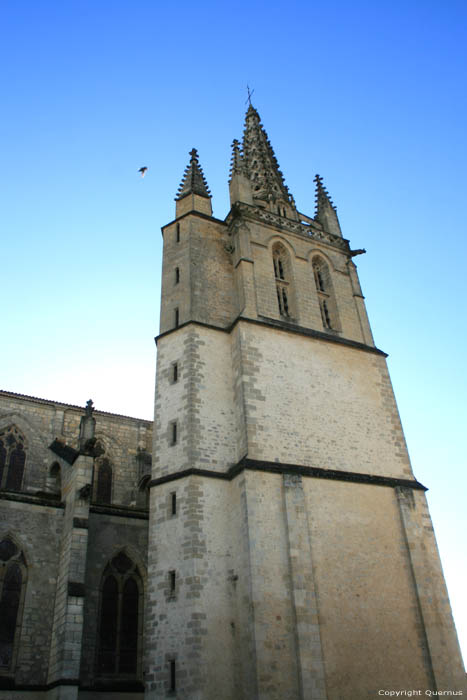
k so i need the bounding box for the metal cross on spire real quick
[246,84,255,106]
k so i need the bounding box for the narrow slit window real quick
[170,659,176,693]
[169,570,176,594]
[176,223,180,242]
[175,267,180,284]
[170,422,177,446]
[171,491,177,515]
[174,308,179,328]
[172,363,178,383]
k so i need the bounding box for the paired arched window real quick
[97,551,142,677]
[272,243,293,318]
[312,256,339,331]
[0,426,26,492]
[0,537,27,671]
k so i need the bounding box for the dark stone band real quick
[155,315,387,358]
[149,457,427,492]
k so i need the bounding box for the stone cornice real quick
[0,490,64,509]
[149,457,427,492]
[226,202,350,253]
[155,315,387,358]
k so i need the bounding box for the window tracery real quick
[272,243,293,318]
[312,256,339,331]
[0,537,27,671]
[97,552,142,677]
[0,426,26,492]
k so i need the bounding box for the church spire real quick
[240,104,298,219]
[314,174,342,237]
[175,148,212,217]
[176,148,211,200]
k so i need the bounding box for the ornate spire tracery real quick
[176,148,211,201]
[241,104,297,213]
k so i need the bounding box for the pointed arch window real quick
[312,256,339,331]
[0,426,26,492]
[137,475,150,509]
[95,457,112,504]
[97,552,143,677]
[47,462,61,496]
[0,537,27,671]
[272,243,293,318]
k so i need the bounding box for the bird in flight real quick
[138,167,148,177]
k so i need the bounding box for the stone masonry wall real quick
[153,326,239,479]
[244,219,370,345]
[305,479,434,697]
[159,215,236,335]
[0,500,62,686]
[80,512,148,687]
[236,321,413,479]
[0,391,152,506]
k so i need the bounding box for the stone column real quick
[283,474,328,700]
[396,487,466,692]
[47,404,96,699]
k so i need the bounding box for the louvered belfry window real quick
[272,243,293,318]
[312,256,339,331]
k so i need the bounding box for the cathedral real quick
[0,104,465,700]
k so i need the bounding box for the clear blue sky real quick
[2,0,466,667]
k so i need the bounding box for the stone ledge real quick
[0,490,64,509]
[90,504,149,520]
[150,458,427,491]
[155,315,387,358]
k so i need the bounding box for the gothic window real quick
[95,457,112,504]
[47,462,61,495]
[137,476,150,509]
[272,243,293,318]
[97,552,142,677]
[312,256,339,331]
[0,538,27,671]
[0,426,26,492]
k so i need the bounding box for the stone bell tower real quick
[145,105,466,699]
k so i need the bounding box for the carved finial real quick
[79,398,96,451]
[229,139,246,182]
